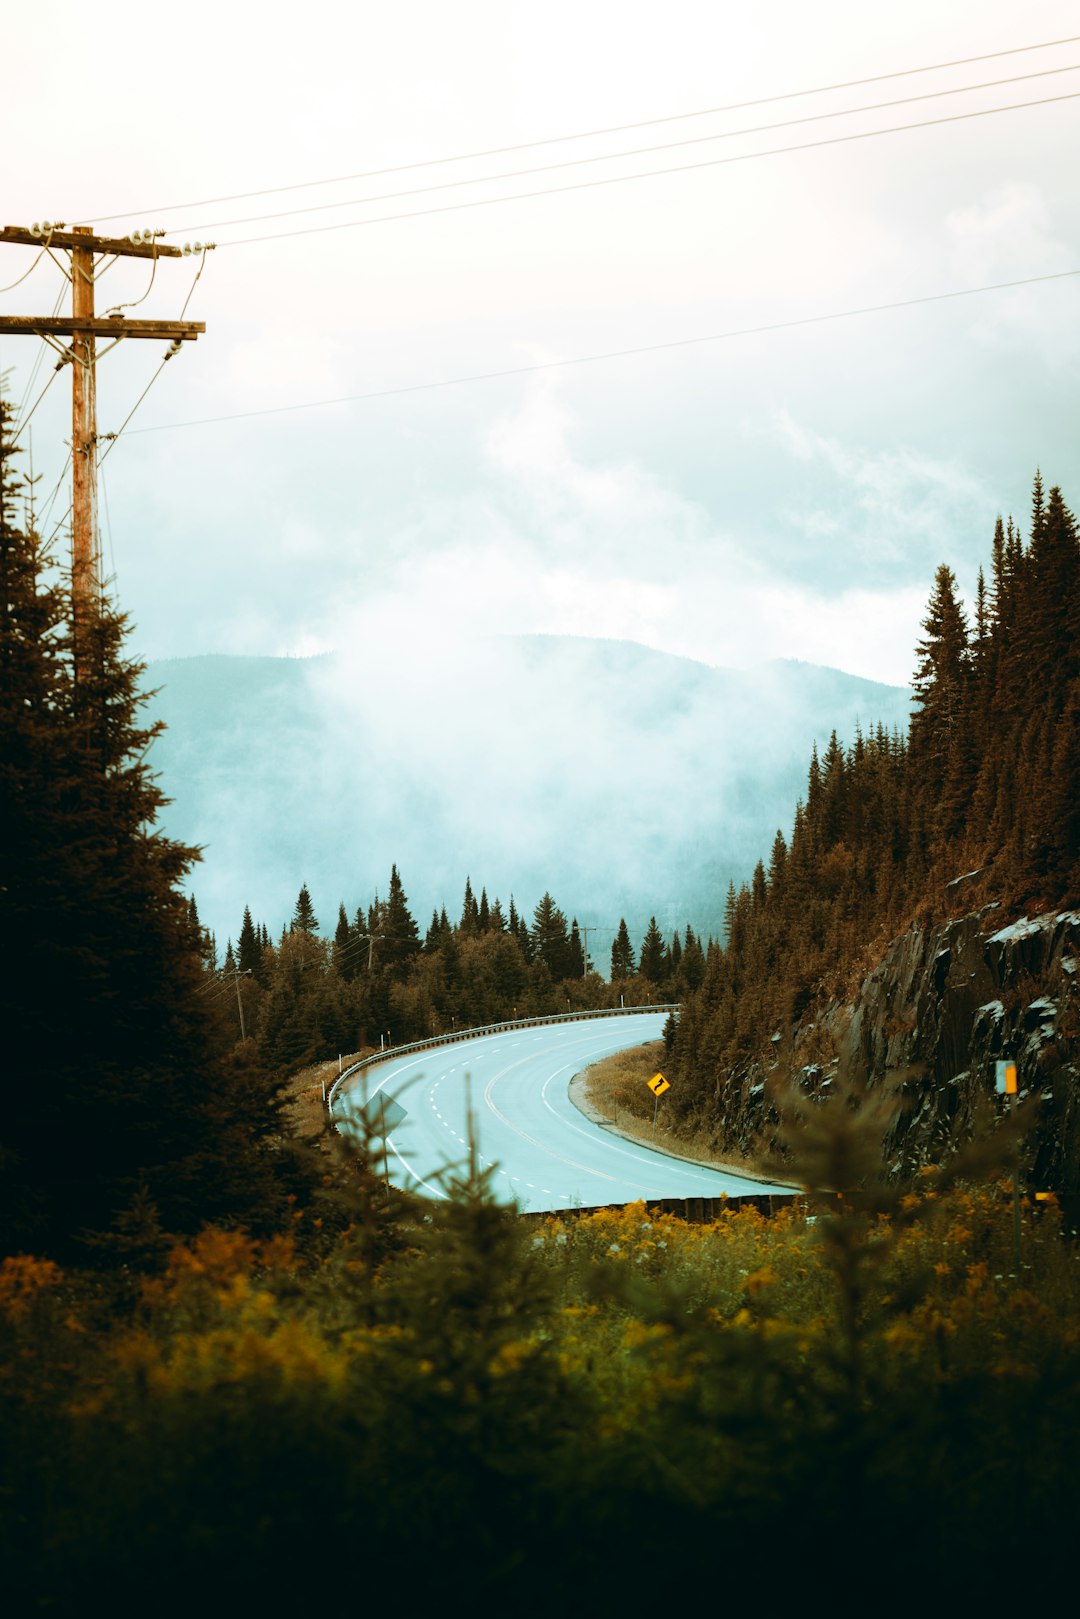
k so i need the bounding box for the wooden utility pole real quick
[70,227,98,639]
[0,223,206,661]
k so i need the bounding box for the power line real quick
[97,346,184,468]
[125,267,1080,437]
[12,282,67,424]
[37,462,69,536]
[9,359,66,450]
[80,32,1080,225]
[216,90,1080,249]
[0,247,47,294]
[166,62,1080,236]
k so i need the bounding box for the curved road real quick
[334,1013,786,1213]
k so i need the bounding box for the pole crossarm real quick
[1,220,209,675]
[0,316,204,340]
[1,226,182,258]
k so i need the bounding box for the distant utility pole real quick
[580,924,613,977]
[0,223,206,664]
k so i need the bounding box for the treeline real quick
[669,473,1080,1135]
[202,875,710,1073]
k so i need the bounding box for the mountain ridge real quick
[144,635,911,951]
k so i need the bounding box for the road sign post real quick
[646,1071,670,1127]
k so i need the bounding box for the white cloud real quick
[944,183,1080,367]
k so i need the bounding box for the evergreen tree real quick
[460,877,480,937]
[292,883,319,936]
[679,926,706,993]
[531,893,572,979]
[638,917,667,983]
[238,905,261,975]
[382,864,421,971]
[509,895,533,962]
[610,918,635,980]
[333,902,357,979]
[0,394,296,1255]
[909,563,972,834]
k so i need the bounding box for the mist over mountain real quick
[145,635,910,954]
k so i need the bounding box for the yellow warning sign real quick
[647,1073,670,1097]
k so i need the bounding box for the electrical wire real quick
[124,266,1080,437]
[97,346,182,467]
[43,495,73,549]
[100,460,117,585]
[102,249,157,316]
[177,247,208,321]
[38,462,69,536]
[13,282,67,425]
[173,61,1080,235]
[215,89,1080,249]
[0,247,47,294]
[9,359,66,449]
[78,31,1080,224]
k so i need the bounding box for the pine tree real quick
[638,917,667,983]
[680,926,706,992]
[238,905,261,975]
[610,918,635,980]
[292,883,319,935]
[0,394,297,1255]
[460,877,480,937]
[910,563,972,834]
[531,893,572,979]
[333,902,357,979]
[509,895,533,962]
[382,864,421,971]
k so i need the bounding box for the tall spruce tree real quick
[238,905,261,975]
[382,864,421,970]
[292,883,319,935]
[0,396,297,1255]
[638,917,667,983]
[610,919,635,980]
[530,892,572,979]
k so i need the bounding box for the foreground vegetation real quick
[3,1155,1077,1610]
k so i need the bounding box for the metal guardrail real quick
[327,1003,678,1115]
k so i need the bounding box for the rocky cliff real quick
[712,904,1080,1196]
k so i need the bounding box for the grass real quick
[577,1040,774,1179]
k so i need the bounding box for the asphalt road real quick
[334,1013,787,1213]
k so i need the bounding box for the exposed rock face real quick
[840,908,1080,1190]
[714,908,1080,1194]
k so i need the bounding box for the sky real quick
[3,0,1079,690]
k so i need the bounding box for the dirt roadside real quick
[568,1041,780,1186]
[282,1052,366,1147]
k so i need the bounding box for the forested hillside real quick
[205,873,698,1074]
[669,475,1080,1186]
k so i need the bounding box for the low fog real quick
[147,634,910,955]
